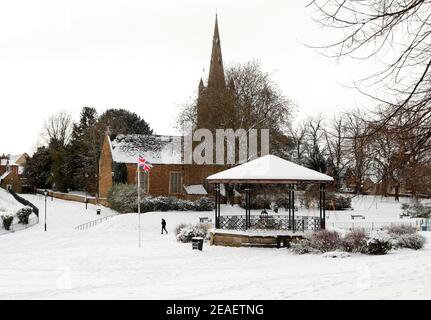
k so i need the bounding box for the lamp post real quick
[44,189,48,231]
[84,173,89,210]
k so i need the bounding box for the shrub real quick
[176,223,210,243]
[365,231,393,255]
[403,202,431,218]
[175,223,188,236]
[309,230,342,252]
[392,233,426,250]
[16,207,32,224]
[325,194,352,210]
[108,184,215,213]
[1,215,13,230]
[290,238,316,254]
[342,229,368,253]
[193,197,215,211]
[151,197,177,212]
[108,183,138,213]
[385,224,416,235]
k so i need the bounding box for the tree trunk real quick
[394,183,400,202]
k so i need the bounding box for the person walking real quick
[161,218,168,234]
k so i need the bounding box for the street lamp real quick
[84,173,89,210]
[44,189,48,231]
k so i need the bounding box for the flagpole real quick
[137,159,141,248]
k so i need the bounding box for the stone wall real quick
[210,232,304,248]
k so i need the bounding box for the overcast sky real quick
[0,0,377,155]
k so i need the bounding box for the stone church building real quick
[98,16,233,202]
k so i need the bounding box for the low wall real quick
[210,231,304,248]
[35,189,98,205]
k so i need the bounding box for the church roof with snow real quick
[110,134,182,165]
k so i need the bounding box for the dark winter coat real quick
[161,219,166,227]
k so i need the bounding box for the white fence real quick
[329,219,430,231]
[75,213,118,231]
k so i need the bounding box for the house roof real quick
[111,134,182,165]
[206,154,334,184]
[1,154,27,173]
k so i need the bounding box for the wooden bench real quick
[199,217,211,223]
[399,213,411,219]
[351,214,365,220]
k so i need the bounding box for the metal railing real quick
[218,215,321,232]
[0,215,39,236]
[74,213,118,231]
[330,219,430,231]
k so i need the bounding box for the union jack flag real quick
[138,156,153,172]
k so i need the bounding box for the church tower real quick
[196,15,234,130]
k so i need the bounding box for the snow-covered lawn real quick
[0,194,430,299]
[0,188,23,216]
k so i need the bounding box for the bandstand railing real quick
[218,215,321,232]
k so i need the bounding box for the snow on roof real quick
[1,154,24,167]
[0,171,10,181]
[111,134,182,165]
[207,155,334,183]
[184,184,208,195]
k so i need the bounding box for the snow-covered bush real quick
[402,202,431,218]
[385,224,416,235]
[151,197,177,212]
[193,197,215,211]
[1,215,13,230]
[391,233,426,250]
[309,230,342,252]
[289,227,424,255]
[16,207,32,224]
[175,223,188,236]
[365,231,393,255]
[289,239,316,254]
[108,184,214,213]
[342,229,368,253]
[176,223,210,243]
[108,184,138,213]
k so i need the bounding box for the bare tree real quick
[41,110,73,148]
[309,0,431,152]
[304,115,328,172]
[288,122,308,164]
[344,109,374,193]
[324,115,350,187]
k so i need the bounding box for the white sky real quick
[0,0,377,155]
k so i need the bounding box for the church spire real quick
[207,14,225,88]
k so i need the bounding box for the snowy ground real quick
[0,188,23,216]
[0,194,430,299]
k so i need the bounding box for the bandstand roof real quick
[206,155,334,184]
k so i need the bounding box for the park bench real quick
[199,217,211,223]
[351,214,365,220]
[399,213,411,219]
